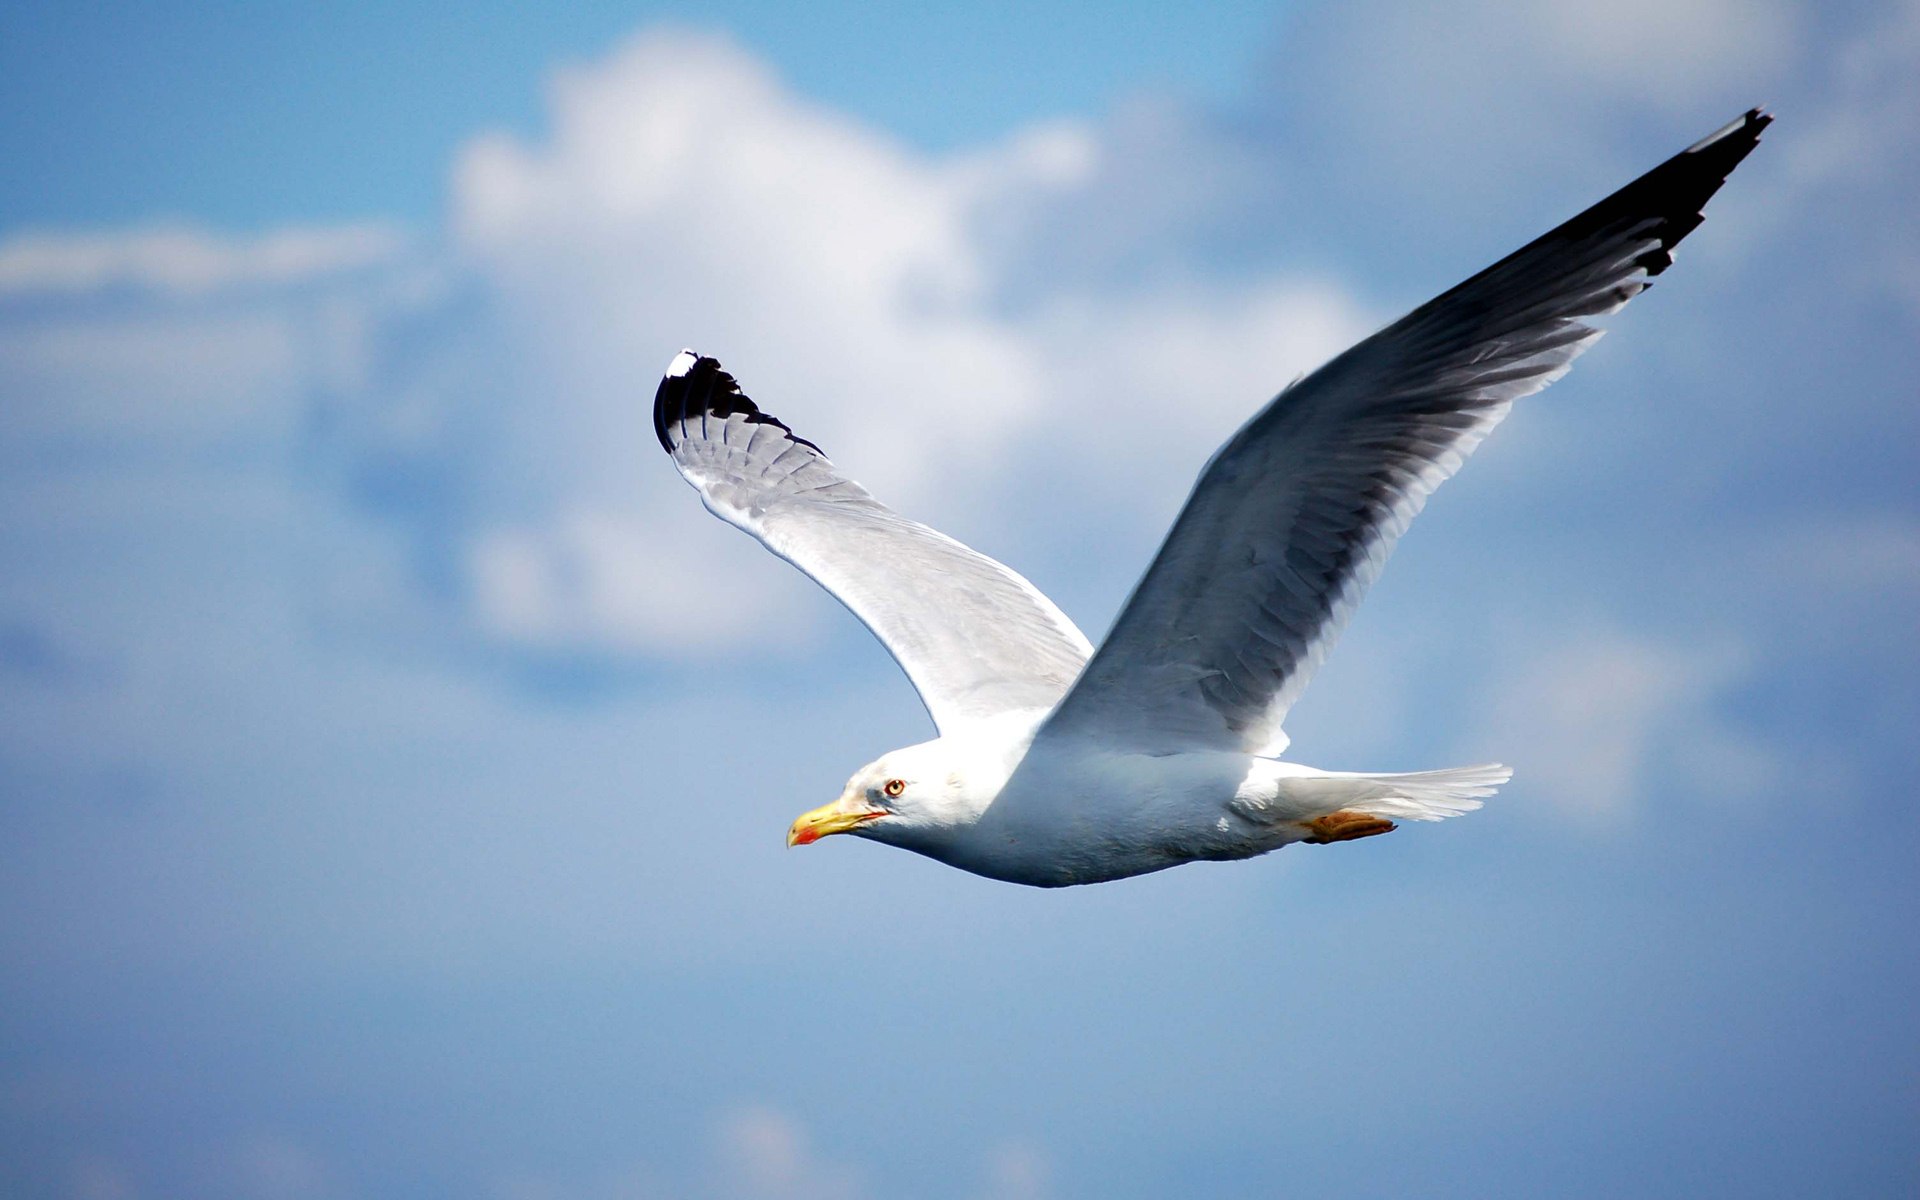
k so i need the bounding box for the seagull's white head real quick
[786,740,991,851]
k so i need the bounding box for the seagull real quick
[653,110,1769,887]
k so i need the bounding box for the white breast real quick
[940,747,1289,887]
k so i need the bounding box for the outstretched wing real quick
[654,352,1092,731]
[1040,109,1771,756]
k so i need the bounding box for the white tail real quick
[1323,763,1512,823]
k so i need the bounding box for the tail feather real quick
[1328,763,1511,823]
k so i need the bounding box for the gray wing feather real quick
[1040,109,1771,756]
[655,355,1092,731]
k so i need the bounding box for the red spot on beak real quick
[790,826,819,846]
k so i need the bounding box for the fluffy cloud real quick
[0,222,407,298]
[22,12,1894,673]
[1770,0,1920,315]
[707,1107,866,1200]
[309,28,1372,658]
[0,309,300,446]
[972,1142,1052,1200]
[1482,628,1774,824]
[1247,0,1798,226]
[475,1106,1051,1200]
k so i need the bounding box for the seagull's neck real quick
[866,712,1047,854]
[934,709,1048,786]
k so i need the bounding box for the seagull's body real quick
[842,717,1504,886]
[653,110,1770,887]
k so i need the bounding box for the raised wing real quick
[1040,109,1771,757]
[654,352,1093,731]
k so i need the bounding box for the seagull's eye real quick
[882,778,906,799]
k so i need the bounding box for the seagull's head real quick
[787,741,988,851]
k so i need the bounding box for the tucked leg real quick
[1302,811,1397,844]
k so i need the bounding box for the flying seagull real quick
[653,109,1769,887]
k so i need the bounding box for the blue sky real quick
[0,2,1274,228]
[2,2,1916,1198]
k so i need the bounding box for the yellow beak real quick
[787,799,884,847]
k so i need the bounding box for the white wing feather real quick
[654,353,1092,732]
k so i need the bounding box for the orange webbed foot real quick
[1301,811,1397,845]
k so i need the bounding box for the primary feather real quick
[654,350,1091,732]
[1037,108,1771,757]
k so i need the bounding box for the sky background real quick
[2,2,1916,1197]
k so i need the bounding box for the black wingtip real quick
[1549,106,1772,282]
[1687,107,1772,155]
[651,350,823,456]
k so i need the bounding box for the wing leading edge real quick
[1038,109,1771,757]
[654,352,1093,731]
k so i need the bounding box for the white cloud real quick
[18,17,1843,669]
[466,508,810,655]
[0,310,303,447]
[414,31,1063,651]
[1525,0,1799,105]
[0,227,427,462]
[0,223,407,297]
[1299,0,1795,143]
[447,28,1035,488]
[973,1141,1052,1200]
[475,1107,1047,1200]
[1484,626,1774,824]
[709,1107,866,1200]
[1769,0,1920,314]
[223,1133,335,1200]
[67,1159,138,1200]
[303,27,1372,657]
